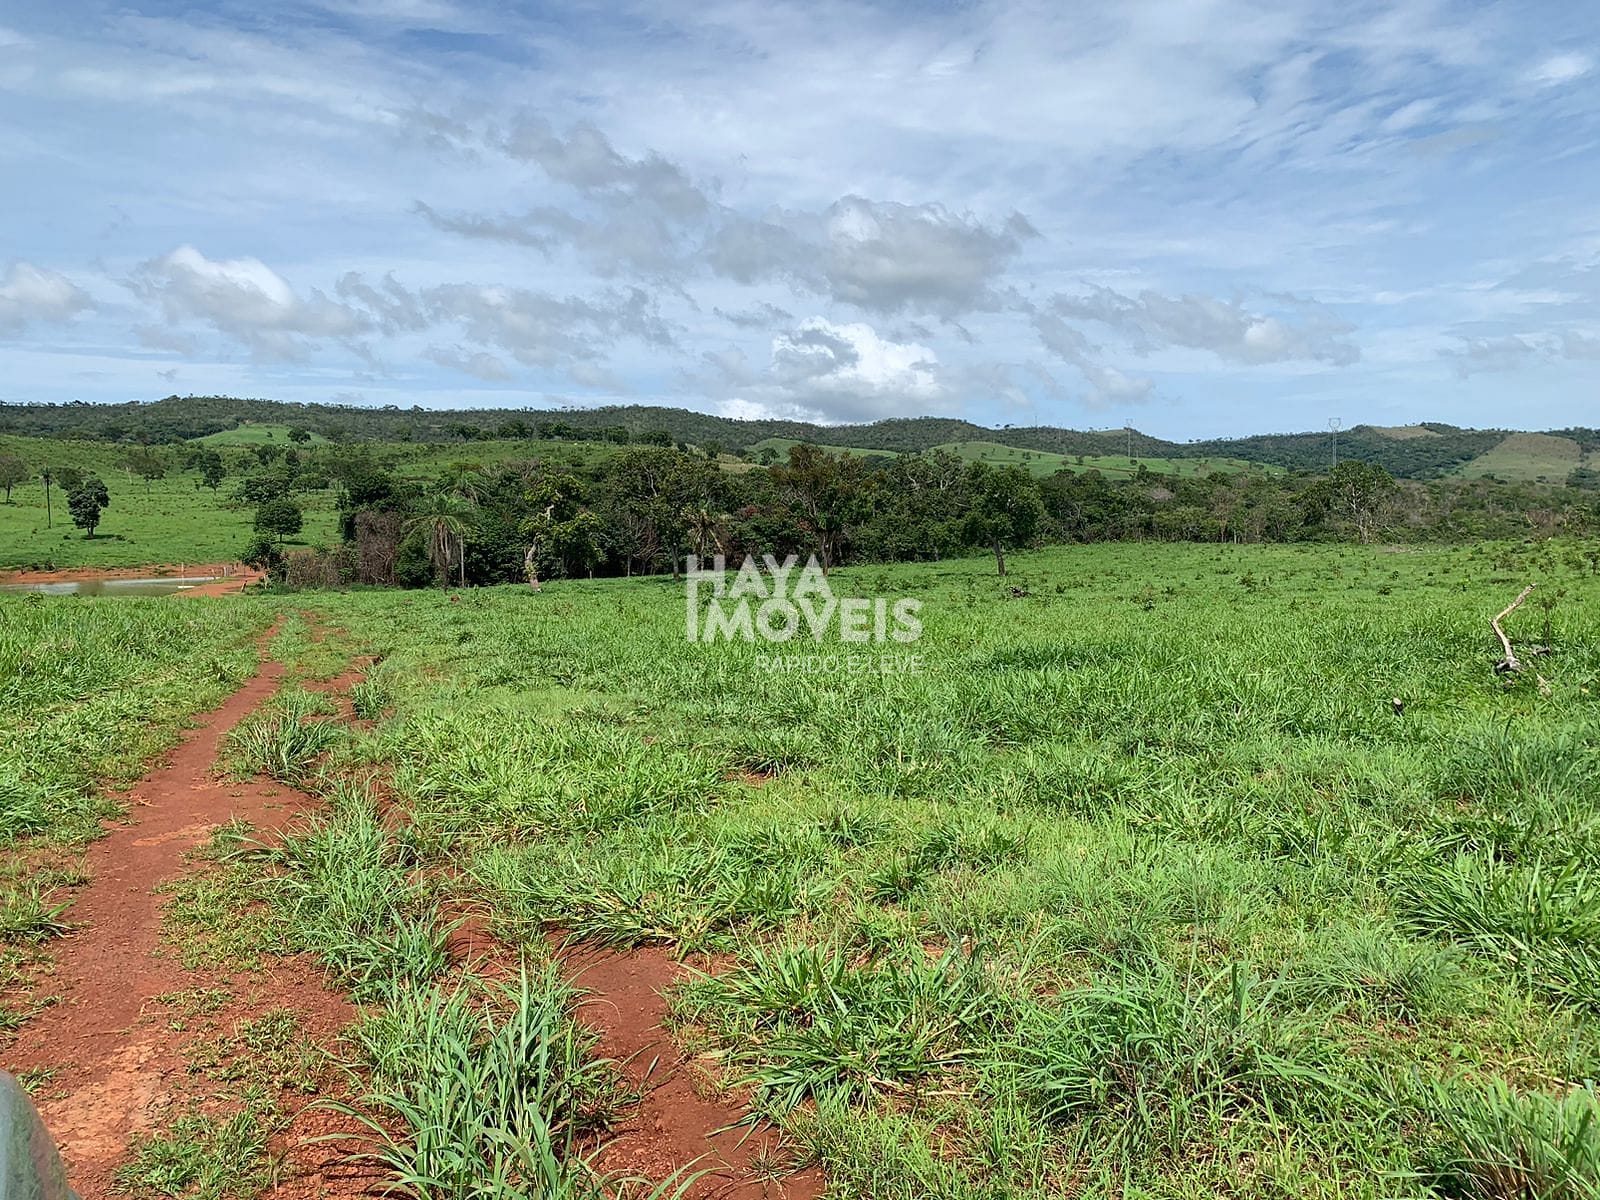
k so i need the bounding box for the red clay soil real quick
[0,628,370,1199]
[565,945,825,1199]
[0,617,819,1198]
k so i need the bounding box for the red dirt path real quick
[566,946,825,1199]
[0,627,366,1198]
[1,622,824,1199]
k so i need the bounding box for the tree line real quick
[236,444,1598,589]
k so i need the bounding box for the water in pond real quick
[0,576,219,596]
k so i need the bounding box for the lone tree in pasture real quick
[963,463,1044,577]
[254,499,304,544]
[67,475,110,538]
[405,492,475,588]
[0,454,26,503]
[287,426,312,444]
[198,449,226,493]
[125,447,166,495]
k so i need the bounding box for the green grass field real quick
[1456,433,1586,483]
[161,539,1600,1197]
[0,435,624,570]
[6,531,1600,1196]
[195,423,330,446]
[929,440,1279,479]
[748,435,1278,479]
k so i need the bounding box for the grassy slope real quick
[750,435,1279,478]
[1455,432,1585,482]
[293,539,1600,1198]
[930,439,1280,478]
[196,423,330,446]
[0,434,339,570]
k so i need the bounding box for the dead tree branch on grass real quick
[1492,584,1536,673]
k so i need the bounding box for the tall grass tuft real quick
[334,967,686,1199]
[1011,961,1357,1161]
[275,785,447,999]
[1420,1078,1600,1200]
[682,942,1004,1109]
[224,686,342,785]
[1395,852,1600,1010]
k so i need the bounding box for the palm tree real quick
[404,493,476,588]
[440,461,484,502]
[681,503,727,563]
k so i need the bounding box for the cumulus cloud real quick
[708,316,946,424]
[335,272,430,333]
[1033,312,1155,406]
[0,262,91,332]
[131,245,368,360]
[497,115,709,221]
[714,302,794,329]
[1048,286,1360,366]
[1558,330,1600,360]
[419,114,1034,316]
[817,198,1035,315]
[706,197,1034,315]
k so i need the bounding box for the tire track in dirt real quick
[562,945,825,1200]
[0,622,369,1199]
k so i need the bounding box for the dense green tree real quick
[1308,461,1402,544]
[125,446,166,495]
[962,463,1044,576]
[67,475,110,538]
[197,449,226,493]
[254,499,304,543]
[770,443,873,571]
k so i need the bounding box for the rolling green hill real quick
[0,395,1592,482]
[1454,432,1585,483]
[197,422,329,446]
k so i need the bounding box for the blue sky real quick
[2,0,1598,438]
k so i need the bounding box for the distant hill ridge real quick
[0,395,1594,483]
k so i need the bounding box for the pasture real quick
[3,540,1600,1198]
[0,434,615,571]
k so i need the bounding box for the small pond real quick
[0,576,219,597]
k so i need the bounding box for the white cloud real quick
[0,262,91,332]
[709,317,947,423]
[1048,287,1360,366]
[130,246,368,360]
[421,282,676,373]
[1444,333,1543,376]
[1529,52,1593,88]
